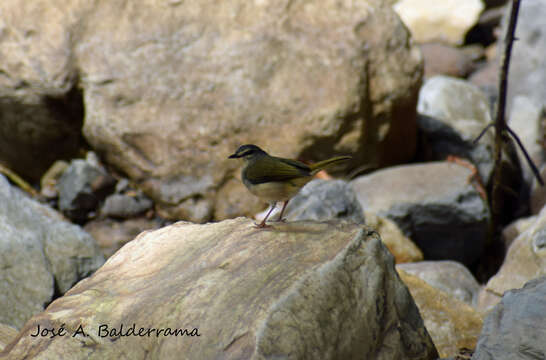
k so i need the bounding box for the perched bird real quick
[228,144,351,227]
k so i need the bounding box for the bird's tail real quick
[309,156,352,175]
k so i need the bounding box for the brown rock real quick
[398,270,484,358]
[2,219,438,359]
[469,60,498,96]
[420,43,477,79]
[83,218,162,258]
[0,0,423,220]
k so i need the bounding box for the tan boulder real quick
[2,219,437,359]
[398,270,483,358]
[0,0,422,221]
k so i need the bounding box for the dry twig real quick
[0,163,39,197]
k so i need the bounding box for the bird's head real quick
[228,144,267,162]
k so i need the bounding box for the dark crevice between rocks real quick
[0,80,90,184]
[44,276,64,309]
[44,80,90,158]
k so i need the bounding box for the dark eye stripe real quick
[239,150,253,156]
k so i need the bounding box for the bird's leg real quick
[255,203,276,228]
[276,200,289,222]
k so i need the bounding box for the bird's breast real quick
[244,178,310,202]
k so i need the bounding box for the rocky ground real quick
[1,0,545,359]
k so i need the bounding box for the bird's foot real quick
[271,217,287,223]
[254,222,272,229]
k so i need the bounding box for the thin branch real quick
[0,163,39,197]
[506,126,544,185]
[490,0,521,220]
[473,123,494,144]
[495,0,520,131]
[474,0,544,188]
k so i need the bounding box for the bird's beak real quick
[228,153,238,159]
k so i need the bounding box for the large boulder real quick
[0,0,423,221]
[0,175,104,329]
[1,219,438,359]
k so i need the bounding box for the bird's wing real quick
[244,156,311,185]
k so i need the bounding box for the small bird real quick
[228,144,351,228]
